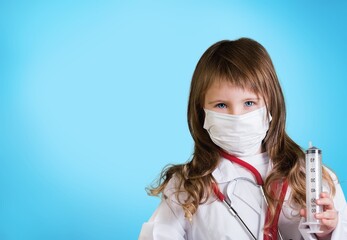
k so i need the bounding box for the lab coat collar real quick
[212,152,271,220]
[212,152,271,183]
[212,152,272,226]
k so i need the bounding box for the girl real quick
[139,38,346,240]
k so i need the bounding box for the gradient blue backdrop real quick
[1,1,346,239]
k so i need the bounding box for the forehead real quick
[205,80,260,99]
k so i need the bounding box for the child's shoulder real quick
[163,174,188,204]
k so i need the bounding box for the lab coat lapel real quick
[231,180,263,214]
[212,157,263,215]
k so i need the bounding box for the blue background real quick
[1,1,346,239]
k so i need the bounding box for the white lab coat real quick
[139,154,347,240]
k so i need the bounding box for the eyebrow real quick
[207,98,260,104]
[243,98,260,101]
[207,100,225,104]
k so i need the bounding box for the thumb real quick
[300,208,307,218]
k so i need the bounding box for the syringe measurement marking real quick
[308,156,320,216]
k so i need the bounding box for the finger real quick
[315,210,338,220]
[320,192,330,198]
[316,197,335,210]
[321,218,338,230]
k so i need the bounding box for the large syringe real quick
[304,142,323,233]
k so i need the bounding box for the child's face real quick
[204,80,265,115]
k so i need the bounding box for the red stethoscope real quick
[213,151,288,240]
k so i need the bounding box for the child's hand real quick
[300,192,338,239]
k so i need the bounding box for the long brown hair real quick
[148,38,335,226]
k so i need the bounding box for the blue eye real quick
[244,101,254,107]
[216,103,227,109]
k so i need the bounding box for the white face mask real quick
[203,107,272,157]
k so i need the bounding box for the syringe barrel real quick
[305,146,323,225]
